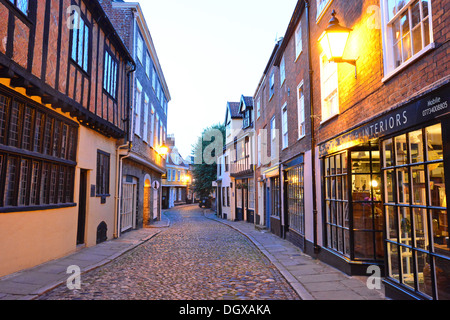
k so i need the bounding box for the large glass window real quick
[324,145,383,261]
[271,176,281,218]
[287,165,305,235]
[325,152,350,257]
[383,123,449,300]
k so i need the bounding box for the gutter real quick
[114,59,136,239]
[305,0,320,254]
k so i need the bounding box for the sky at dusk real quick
[134,0,298,159]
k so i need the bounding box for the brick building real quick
[100,0,170,233]
[225,0,450,300]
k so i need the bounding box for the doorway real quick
[77,170,88,245]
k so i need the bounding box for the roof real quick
[240,95,253,113]
[227,102,243,121]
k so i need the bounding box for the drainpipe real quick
[305,0,320,254]
[114,60,136,239]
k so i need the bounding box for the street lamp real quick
[157,144,169,156]
[318,10,357,77]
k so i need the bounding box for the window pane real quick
[30,161,40,205]
[397,167,410,204]
[431,209,449,255]
[386,169,396,203]
[429,163,446,208]
[402,33,412,62]
[401,246,414,289]
[388,242,401,281]
[354,231,374,259]
[18,159,30,206]
[412,165,426,205]
[399,207,412,245]
[409,129,424,163]
[353,202,373,230]
[395,134,408,166]
[423,16,430,47]
[352,151,371,173]
[5,156,19,206]
[352,174,371,200]
[383,138,394,167]
[426,124,443,161]
[417,251,433,298]
[77,19,84,67]
[387,205,398,240]
[435,257,450,300]
[414,208,429,250]
[8,101,21,148]
[412,25,423,55]
[411,0,421,27]
[83,25,89,72]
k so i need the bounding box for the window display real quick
[383,123,450,300]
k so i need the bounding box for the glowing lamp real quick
[318,10,357,76]
[157,145,169,156]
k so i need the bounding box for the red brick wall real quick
[309,0,450,147]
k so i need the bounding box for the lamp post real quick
[318,10,357,78]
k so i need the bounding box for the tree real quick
[191,123,225,198]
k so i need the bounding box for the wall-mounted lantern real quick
[318,10,357,78]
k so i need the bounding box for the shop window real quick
[324,145,383,260]
[383,123,449,300]
[287,165,305,235]
[324,152,350,257]
[271,176,281,218]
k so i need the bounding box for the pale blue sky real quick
[135,0,298,158]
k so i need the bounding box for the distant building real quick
[162,135,192,209]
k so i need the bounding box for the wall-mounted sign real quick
[152,181,160,190]
[319,82,450,157]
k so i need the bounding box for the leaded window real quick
[96,151,110,196]
[70,9,90,73]
[0,90,78,210]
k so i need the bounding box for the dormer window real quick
[243,109,252,129]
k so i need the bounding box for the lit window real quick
[320,53,339,122]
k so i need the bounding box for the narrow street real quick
[37,205,300,300]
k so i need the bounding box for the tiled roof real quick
[228,102,243,119]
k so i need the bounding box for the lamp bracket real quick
[330,57,358,79]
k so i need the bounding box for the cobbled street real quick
[38,205,300,300]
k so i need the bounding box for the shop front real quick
[283,155,306,250]
[318,81,450,299]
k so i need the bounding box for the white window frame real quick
[149,105,155,148]
[256,99,261,119]
[145,52,151,78]
[269,71,275,99]
[297,80,306,140]
[134,80,142,137]
[295,23,303,60]
[154,114,159,147]
[137,34,144,64]
[167,168,172,181]
[152,67,157,90]
[270,116,277,160]
[257,132,261,167]
[281,103,288,150]
[320,53,339,123]
[380,0,434,82]
[280,56,286,87]
[316,0,334,22]
[143,93,149,143]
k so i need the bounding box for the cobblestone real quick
[38,206,300,300]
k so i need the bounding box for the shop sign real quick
[319,83,450,157]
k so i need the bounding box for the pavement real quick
[0,214,170,300]
[0,204,386,300]
[203,210,387,301]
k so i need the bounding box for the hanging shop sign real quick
[319,82,450,157]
